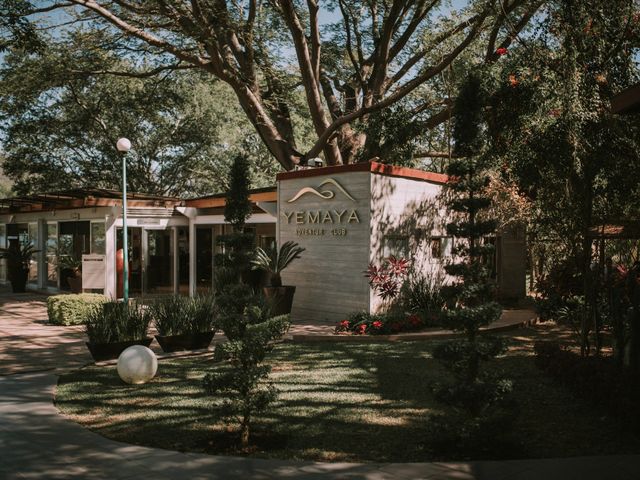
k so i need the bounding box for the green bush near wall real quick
[47,294,109,326]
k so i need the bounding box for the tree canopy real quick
[1,0,544,170]
[0,27,282,196]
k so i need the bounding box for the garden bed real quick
[55,324,640,462]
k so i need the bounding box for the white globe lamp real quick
[117,345,158,384]
[116,137,132,153]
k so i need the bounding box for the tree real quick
[0,28,281,196]
[203,284,289,449]
[217,154,255,286]
[224,155,253,232]
[429,73,511,452]
[2,1,544,170]
[491,0,640,356]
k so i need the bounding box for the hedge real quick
[47,294,109,326]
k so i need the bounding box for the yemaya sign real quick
[280,178,361,237]
[277,168,372,324]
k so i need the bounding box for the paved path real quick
[1,294,640,479]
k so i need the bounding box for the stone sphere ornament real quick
[117,345,158,384]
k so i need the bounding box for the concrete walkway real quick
[1,293,640,479]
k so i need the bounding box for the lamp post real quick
[116,137,131,302]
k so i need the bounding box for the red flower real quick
[408,314,422,326]
[496,47,508,56]
[358,324,367,334]
[372,321,383,329]
[340,320,350,328]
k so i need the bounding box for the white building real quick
[0,162,526,324]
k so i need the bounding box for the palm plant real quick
[0,242,39,292]
[251,241,305,287]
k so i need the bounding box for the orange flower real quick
[508,74,519,87]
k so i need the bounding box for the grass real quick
[55,324,640,462]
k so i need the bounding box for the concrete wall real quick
[278,171,371,324]
[369,174,447,312]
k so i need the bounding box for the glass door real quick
[117,227,176,298]
[144,229,174,296]
[116,227,143,297]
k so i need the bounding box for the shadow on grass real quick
[55,326,640,463]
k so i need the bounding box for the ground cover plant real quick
[56,324,640,462]
[334,311,427,335]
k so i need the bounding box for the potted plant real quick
[251,241,305,316]
[84,301,152,361]
[149,294,217,352]
[0,242,38,293]
[58,254,82,293]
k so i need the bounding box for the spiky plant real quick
[251,241,305,287]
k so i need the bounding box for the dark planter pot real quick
[67,274,83,294]
[263,286,296,316]
[154,331,215,353]
[9,269,28,293]
[85,338,153,362]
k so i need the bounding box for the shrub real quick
[203,284,290,448]
[190,294,217,333]
[85,301,150,344]
[47,294,108,326]
[397,270,446,325]
[365,256,411,303]
[148,294,216,336]
[148,295,190,336]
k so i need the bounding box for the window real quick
[91,222,106,254]
[46,223,58,287]
[27,223,38,284]
[430,236,453,259]
[383,235,409,258]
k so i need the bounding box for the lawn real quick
[55,324,640,462]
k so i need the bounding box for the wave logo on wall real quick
[287,178,356,203]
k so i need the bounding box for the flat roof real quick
[0,188,182,214]
[185,186,277,208]
[276,161,448,184]
[0,163,446,214]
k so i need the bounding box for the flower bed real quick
[334,311,439,335]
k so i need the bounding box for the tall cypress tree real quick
[224,154,252,232]
[218,154,254,287]
[432,73,511,418]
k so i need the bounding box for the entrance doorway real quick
[116,227,177,298]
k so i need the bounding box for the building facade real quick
[0,163,526,324]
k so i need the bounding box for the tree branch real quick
[70,63,195,78]
[68,0,211,68]
[306,7,490,160]
[389,13,481,87]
